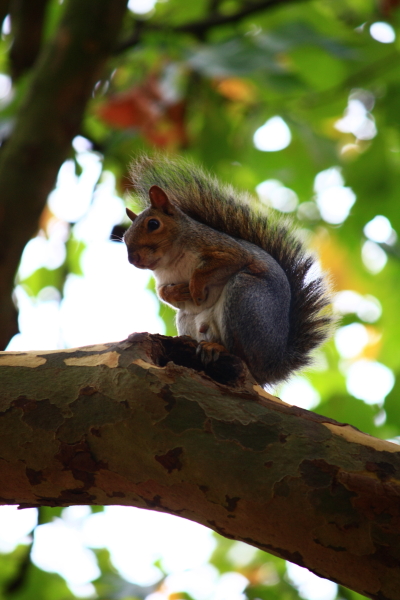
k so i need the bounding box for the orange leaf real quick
[96,73,188,148]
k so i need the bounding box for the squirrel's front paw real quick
[160,283,192,303]
[190,283,209,306]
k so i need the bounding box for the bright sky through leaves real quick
[253,116,291,152]
[346,360,395,404]
[364,215,395,244]
[370,21,396,43]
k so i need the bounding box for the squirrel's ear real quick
[126,207,137,222]
[149,185,174,215]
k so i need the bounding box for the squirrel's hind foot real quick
[197,340,250,386]
[196,341,227,365]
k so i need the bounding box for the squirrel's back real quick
[130,155,332,383]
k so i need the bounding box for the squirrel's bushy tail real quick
[130,155,333,382]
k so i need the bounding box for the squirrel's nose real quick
[127,251,141,267]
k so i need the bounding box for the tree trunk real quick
[0,333,399,600]
[0,0,128,349]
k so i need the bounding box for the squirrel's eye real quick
[147,219,160,231]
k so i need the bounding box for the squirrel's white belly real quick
[154,250,227,344]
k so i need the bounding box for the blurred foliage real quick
[2,0,400,598]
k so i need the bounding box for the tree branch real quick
[118,0,304,51]
[9,0,50,80]
[0,0,128,350]
[0,332,399,600]
[175,0,303,35]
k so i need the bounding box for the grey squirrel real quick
[124,155,332,386]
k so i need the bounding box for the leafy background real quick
[1,0,400,599]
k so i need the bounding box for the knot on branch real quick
[127,332,249,386]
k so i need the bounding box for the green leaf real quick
[7,563,76,600]
[66,237,86,277]
[19,267,65,297]
[37,506,63,525]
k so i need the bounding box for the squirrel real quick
[124,155,332,387]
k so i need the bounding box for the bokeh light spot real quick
[256,179,298,212]
[253,116,291,152]
[286,562,338,600]
[362,241,387,274]
[279,376,320,410]
[346,360,395,404]
[364,215,395,244]
[370,21,396,43]
[335,323,369,359]
[128,0,157,14]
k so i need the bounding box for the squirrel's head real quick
[124,185,183,270]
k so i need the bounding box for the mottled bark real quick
[0,0,128,349]
[0,333,399,600]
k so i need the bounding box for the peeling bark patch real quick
[38,347,119,369]
[159,386,176,412]
[273,479,291,497]
[161,398,207,433]
[58,489,96,504]
[55,439,106,492]
[0,354,46,367]
[251,542,306,568]
[38,345,111,355]
[300,460,338,488]
[310,482,359,527]
[79,386,97,396]
[57,392,129,443]
[132,358,164,370]
[373,543,400,569]
[26,468,45,485]
[338,469,400,499]
[64,351,119,368]
[155,447,183,473]
[21,399,64,431]
[225,495,240,512]
[207,520,234,539]
[144,494,163,508]
[10,396,38,416]
[238,535,307,566]
[68,451,105,472]
[323,422,400,454]
[314,539,346,552]
[254,385,286,404]
[71,470,96,488]
[212,420,279,451]
[366,461,396,481]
